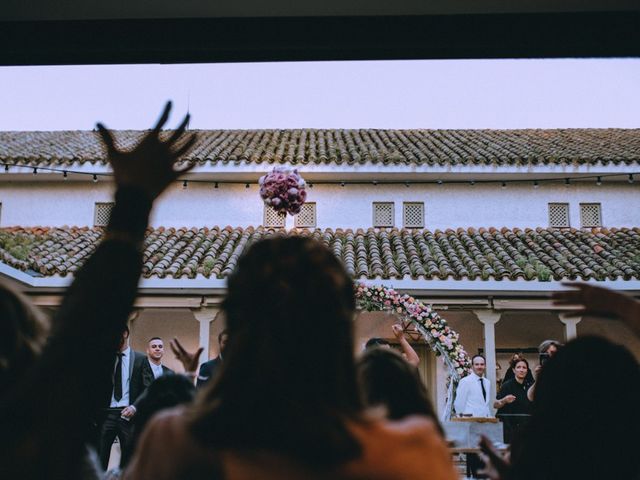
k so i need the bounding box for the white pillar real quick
[474,310,502,410]
[191,307,220,365]
[559,314,582,341]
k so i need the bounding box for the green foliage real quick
[0,232,36,261]
[202,258,215,276]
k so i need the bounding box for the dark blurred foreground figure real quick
[125,237,457,480]
[0,101,196,479]
[499,337,639,480]
[357,347,443,435]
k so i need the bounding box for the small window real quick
[580,203,602,228]
[403,202,424,228]
[94,202,114,227]
[263,205,286,228]
[373,202,395,227]
[294,203,316,228]
[548,203,570,228]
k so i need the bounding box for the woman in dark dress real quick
[494,357,533,443]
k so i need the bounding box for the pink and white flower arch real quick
[355,283,471,419]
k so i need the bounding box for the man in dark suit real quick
[98,326,149,469]
[141,337,174,383]
[196,329,228,388]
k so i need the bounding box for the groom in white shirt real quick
[454,354,492,417]
[454,354,492,478]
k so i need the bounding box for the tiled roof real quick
[1,226,639,281]
[1,129,640,167]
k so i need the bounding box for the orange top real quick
[124,408,458,480]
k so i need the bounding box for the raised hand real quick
[96,101,197,201]
[391,324,405,340]
[552,282,640,340]
[170,337,204,374]
[552,282,635,319]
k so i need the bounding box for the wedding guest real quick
[494,358,533,444]
[357,347,443,435]
[145,337,174,380]
[365,324,420,367]
[501,352,534,385]
[196,330,228,388]
[454,354,491,418]
[481,336,640,480]
[0,101,196,480]
[527,339,562,401]
[125,238,457,480]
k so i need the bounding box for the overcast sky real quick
[0,58,639,131]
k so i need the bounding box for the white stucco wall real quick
[0,180,639,228]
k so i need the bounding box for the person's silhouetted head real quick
[132,374,195,449]
[190,237,361,469]
[0,282,49,391]
[357,347,442,435]
[509,336,640,480]
[364,337,391,349]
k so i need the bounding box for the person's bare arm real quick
[392,324,420,367]
[0,102,197,479]
[552,282,640,339]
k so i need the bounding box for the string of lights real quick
[1,162,637,188]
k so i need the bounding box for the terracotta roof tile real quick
[1,226,639,281]
[1,129,639,168]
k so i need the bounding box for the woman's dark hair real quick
[189,237,362,469]
[509,336,640,480]
[357,348,443,435]
[0,281,49,391]
[364,337,390,349]
[132,375,196,450]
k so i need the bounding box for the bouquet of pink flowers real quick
[259,167,307,215]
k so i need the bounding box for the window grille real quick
[263,205,286,228]
[580,203,602,228]
[403,202,424,228]
[373,202,394,227]
[548,203,570,228]
[94,202,114,227]
[294,203,316,228]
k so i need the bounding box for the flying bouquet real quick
[259,167,307,216]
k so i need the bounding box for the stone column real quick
[474,310,502,407]
[191,307,220,365]
[559,314,582,341]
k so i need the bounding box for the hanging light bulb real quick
[214,182,219,189]
[628,174,634,184]
[33,167,38,175]
[4,164,8,173]
[183,180,188,189]
[245,183,250,189]
[469,180,475,186]
[564,178,570,187]
[436,179,443,186]
[63,170,68,180]
[533,180,539,189]
[340,181,345,187]
[501,181,507,189]
[92,174,98,183]
[596,176,602,186]
[405,181,410,188]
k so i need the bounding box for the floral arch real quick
[355,283,471,420]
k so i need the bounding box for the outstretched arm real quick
[0,102,197,479]
[552,282,640,340]
[392,324,420,367]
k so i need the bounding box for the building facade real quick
[1,128,639,414]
